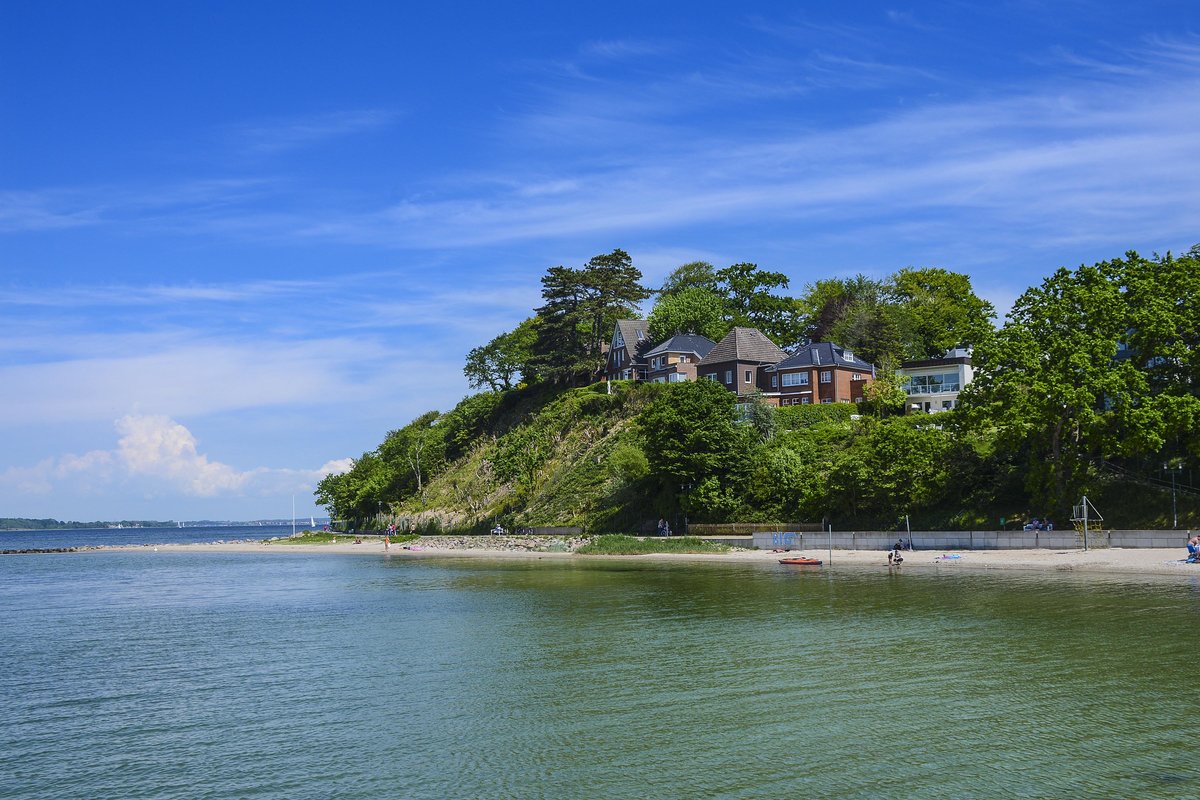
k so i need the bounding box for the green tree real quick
[1118,247,1200,459]
[529,249,650,385]
[640,379,741,486]
[825,418,952,522]
[647,285,729,342]
[377,411,446,501]
[796,269,994,364]
[715,262,803,346]
[891,267,995,357]
[657,260,719,297]
[464,317,538,391]
[860,367,909,417]
[796,275,886,345]
[960,262,1139,513]
[607,441,650,483]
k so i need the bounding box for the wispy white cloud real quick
[0,179,273,234]
[231,109,397,155]
[580,39,676,61]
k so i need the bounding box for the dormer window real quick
[636,329,645,340]
[843,350,854,361]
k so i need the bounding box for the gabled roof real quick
[696,327,787,366]
[767,341,874,372]
[613,319,650,352]
[644,334,716,359]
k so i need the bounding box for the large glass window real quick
[819,371,832,383]
[909,372,961,393]
[781,372,809,387]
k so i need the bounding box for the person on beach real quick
[657,518,670,537]
[1186,535,1200,563]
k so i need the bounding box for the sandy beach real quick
[112,536,1200,578]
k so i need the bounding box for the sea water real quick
[0,524,295,551]
[1,552,1197,799]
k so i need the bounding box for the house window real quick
[704,373,718,382]
[801,397,812,404]
[724,370,733,384]
[819,370,832,383]
[781,373,809,387]
[851,373,863,381]
[907,372,961,394]
[744,370,752,383]
[771,375,778,388]
[821,398,833,404]
[679,355,689,363]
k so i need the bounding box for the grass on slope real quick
[576,534,729,555]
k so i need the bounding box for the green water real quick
[1,552,1197,798]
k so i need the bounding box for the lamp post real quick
[680,482,693,536]
[1163,462,1182,529]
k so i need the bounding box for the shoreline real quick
[77,537,1200,578]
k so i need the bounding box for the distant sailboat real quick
[310,516,316,528]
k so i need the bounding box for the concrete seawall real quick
[734,529,1196,551]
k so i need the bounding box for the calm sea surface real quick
[0,525,294,551]
[1,552,1198,799]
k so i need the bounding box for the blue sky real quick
[2,1,1198,521]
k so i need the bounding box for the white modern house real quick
[897,348,974,413]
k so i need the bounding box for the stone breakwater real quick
[411,535,592,552]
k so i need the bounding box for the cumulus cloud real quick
[114,415,247,496]
[0,415,350,500]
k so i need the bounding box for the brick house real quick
[695,327,789,398]
[644,334,717,383]
[604,319,651,381]
[762,342,876,405]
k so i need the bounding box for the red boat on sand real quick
[778,556,823,566]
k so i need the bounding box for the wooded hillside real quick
[317,246,1200,533]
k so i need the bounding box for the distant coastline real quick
[0,517,330,531]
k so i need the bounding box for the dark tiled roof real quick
[644,334,717,359]
[769,342,874,372]
[612,320,651,361]
[615,319,650,347]
[697,327,788,366]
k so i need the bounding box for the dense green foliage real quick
[464,317,537,391]
[576,534,729,555]
[528,249,651,385]
[795,269,994,366]
[322,246,1200,534]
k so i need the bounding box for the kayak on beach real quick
[779,556,823,566]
